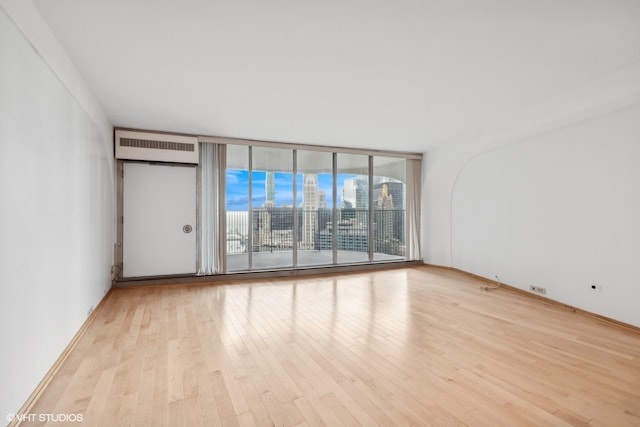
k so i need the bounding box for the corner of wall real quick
[422,60,640,270]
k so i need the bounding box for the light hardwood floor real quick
[23,266,640,426]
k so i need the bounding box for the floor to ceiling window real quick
[212,138,420,273]
[297,150,334,267]
[336,153,370,264]
[251,146,294,270]
[373,156,406,261]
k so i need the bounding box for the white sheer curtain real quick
[406,158,422,261]
[198,143,225,274]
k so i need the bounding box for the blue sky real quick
[226,170,354,210]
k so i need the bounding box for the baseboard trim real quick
[115,260,423,287]
[423,263,640,334]
[9,289,114,427]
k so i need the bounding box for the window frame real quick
[202,135,422,273]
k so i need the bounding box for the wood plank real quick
[19,266,640,426]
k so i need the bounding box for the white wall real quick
[451,104,640,327]
[0,1,114,420]
[422,70,640,326]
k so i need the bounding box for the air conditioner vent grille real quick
[120,137,195,152]
[115,130,199,164]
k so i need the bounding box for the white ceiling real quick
[33,0,640,153]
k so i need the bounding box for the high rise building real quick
[373,181,403,211]
[265,172,275,204]
[301,174,318,249]
[341,175,368,209]
[376,183,395,209]
[317,220,369,253]
[375,183,395,242]
[373,181,405,253]
[252,207,295,251]
[318,190,327,208]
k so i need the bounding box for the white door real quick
[123,162,196,277]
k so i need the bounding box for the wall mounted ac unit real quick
[115,130,199,164]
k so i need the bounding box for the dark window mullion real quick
[293,150,298,267]
[368,155,374,262]
[248,146,253,270]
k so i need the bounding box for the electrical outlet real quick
[529,285,546,295]
[588,283,602,292]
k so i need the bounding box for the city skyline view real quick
[226,170,354,210]
[227,170,405,211]
[224,154,408,266]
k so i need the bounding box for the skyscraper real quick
[373,181,405,253]
[318,190,327,209]
[375,183,395,241]
[341,175,368,209]
[373,181,403,210]
[265,172,275,204]
[376,183,395,209]
[301,174,318,249]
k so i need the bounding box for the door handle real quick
[183,225,193,234]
